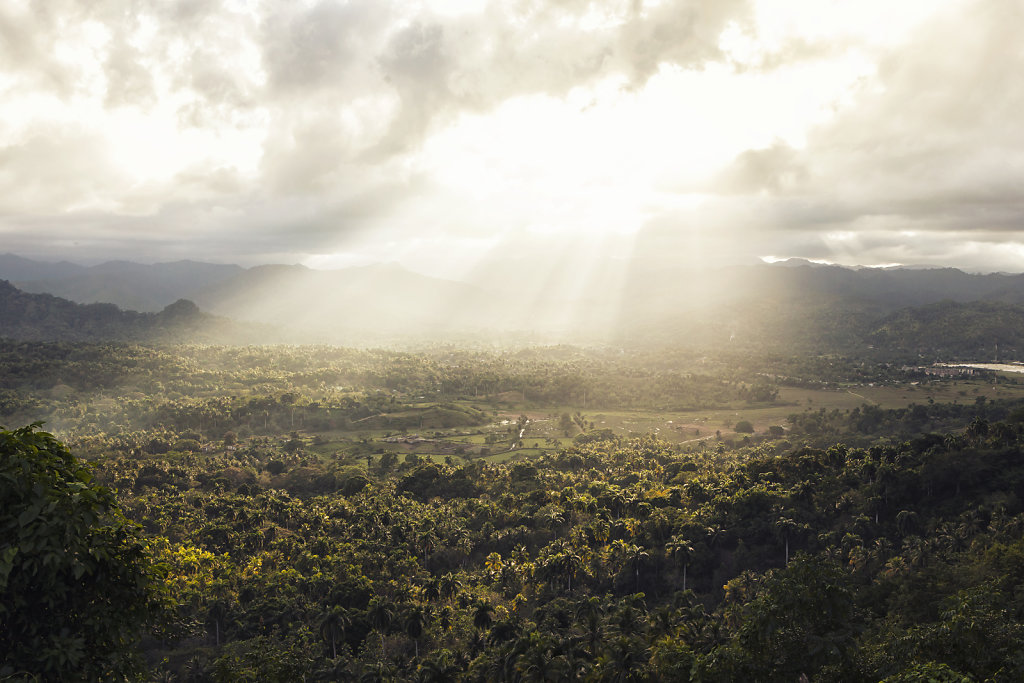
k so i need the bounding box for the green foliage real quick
[734,420,754,433]
[879,661,973,683]
[705,556,857,680]
[0,424,164,680]
[870,300,1024,357]
[5,342,1024,679]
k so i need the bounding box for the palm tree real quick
[207,598,229,647]
[773,516,809,566]
[149,668,178,683]
[487,618,520,645]
[417,649,461,682]
[368,596,395,654]
[484,552,504,582]
[437,605,453,632]
[472,599,495,632]
[575,597,604,655]
[516,632,560,682]
[422,577,442,603]
[591,519,611,546]
[595,635,646,682]
[903,535,929,568]
[439,572,462,603]
[630,545,649,593]
[406,604,429,659]
[547,547,585,592]
[416,517,437,559]
[895,509,918,537]
[610,601,644,637]
[649,605,678,638]
[666,535,694,592]
[319,606,351,659]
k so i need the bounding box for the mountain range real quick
[0,280,274,344]
[2,254,244,313]
[3,252,1024,354]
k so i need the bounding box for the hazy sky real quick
[1,0,1022,276]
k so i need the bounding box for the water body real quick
[944,363,1024,374]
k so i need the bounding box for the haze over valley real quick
[4,1,1024,680]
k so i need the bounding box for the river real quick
[943,362,1024,374]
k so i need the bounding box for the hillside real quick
[0,280,274,343]
[868,300,1024,357]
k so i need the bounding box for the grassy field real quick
[288,377,1024,467]
[499,378,1024,444]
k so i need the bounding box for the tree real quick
[629,545,649,593]
[439,572,462,602]
[472,599,495,631]
[734,420,754,434]
[405,604,428,658]
[773,516,809,566]
[367,596,395,653]
[666,535,694,592]
[0,424,165,680]
[724,555,857,681]
[319,606,351,659]
[575,597,604,655]
[559,413,575,435]
[418,649,462,682]
[546,546,584,592]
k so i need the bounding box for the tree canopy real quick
[0,424,164,680]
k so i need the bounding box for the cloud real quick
[690,0,1024,270]
[0,0,757,255]
[4,0,1022,276]
[0,126,123,213]
[711,143,807,194]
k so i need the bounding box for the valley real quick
[4,338,1024,680]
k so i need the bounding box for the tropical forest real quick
[4,309,1024,681]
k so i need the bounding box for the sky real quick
[1,0,1022,277]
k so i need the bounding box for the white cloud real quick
[0,0,1021,275]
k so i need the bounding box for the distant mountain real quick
[0,280,275,343]
[189,262,501,341]
[14,259,244,312]
[0,253,88,282]
[8,252,1024,350]
[619,262,1024,315]
[763,258,834,269]
[606,262,1024,353]
[2,255,574,342]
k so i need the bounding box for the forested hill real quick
[616,264,1024,356]
[0,280,273,343]
[868,300,1024,357]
